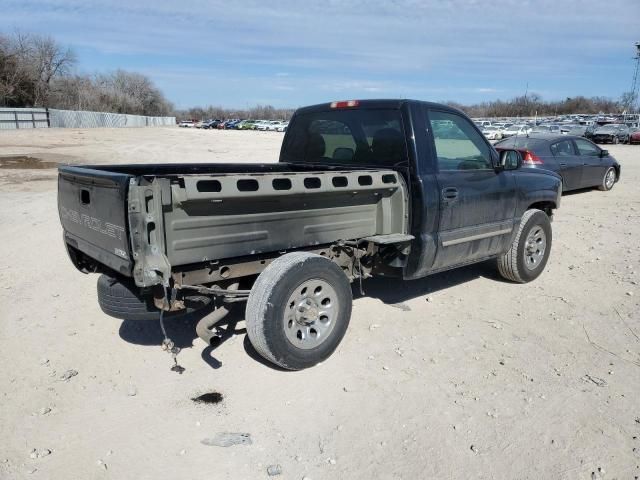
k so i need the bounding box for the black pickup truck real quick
[58,99,562,370]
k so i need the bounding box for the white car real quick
[502,124,531,137]
[178,120,195,128]
[255,121,271,131]
[481,126,503,140]
[266,121,284,131]
[276,121,289,132]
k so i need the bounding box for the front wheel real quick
[496,209,552,283]
[246,252,352,370]
[598,167,617,191]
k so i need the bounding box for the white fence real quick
[0,107,175,130]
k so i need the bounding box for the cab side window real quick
[428,110,492,171]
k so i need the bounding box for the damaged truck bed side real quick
[58,99,562,370]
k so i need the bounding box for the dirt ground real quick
[0,127,638,480]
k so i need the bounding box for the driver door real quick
[427,109,517,270]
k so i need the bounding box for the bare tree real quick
[0,32,75,107]
[30,35,76,106]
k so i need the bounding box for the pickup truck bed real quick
[59,163,408,286]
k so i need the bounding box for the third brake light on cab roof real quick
[330,100,360,108]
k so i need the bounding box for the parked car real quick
[237,120,257,130]
[256,121,272,131]
[57,99,561,370]
[218,120,239,130]
[276,121,289,132]
[202,119,222,129]
[495,134,620,192]
[584,124,597,140]
[178,120,195,128]
[592,124,630,144]
[267,121,286,131]
[481,126,503,140]
[565,125,588,137]
[629,127,640,144]
[502,124,531,137]
[225,120,243,130]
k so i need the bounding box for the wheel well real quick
[613,165,620,179]
[527,201,555,217]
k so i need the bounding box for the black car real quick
[592,124,630,144]
[584,124,597,140]
[202,119,222,129]
[495,134,620,192]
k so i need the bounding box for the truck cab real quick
[280,100,561,280]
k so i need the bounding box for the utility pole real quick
[627,42,640,112]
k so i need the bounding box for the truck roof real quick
[294,99,462,115]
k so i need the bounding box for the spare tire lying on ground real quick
[97,274,210,321]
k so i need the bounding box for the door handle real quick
[442,187,459,200]
[560,163,567,166]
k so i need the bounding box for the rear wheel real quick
[246,252,352,370]
[497,209,552,283]
[598,167,617,191]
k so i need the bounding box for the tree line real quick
[1,31,634,120]
[0,32,173,116]
[447,93,630,119]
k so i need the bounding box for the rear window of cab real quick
[281,109,408,167]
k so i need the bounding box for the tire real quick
[613,136,619,145]
[598,166,617,191]
[246,252,352,370]
[496,209,552,283]
[97,274,210,321]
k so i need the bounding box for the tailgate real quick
[58,166,133,275]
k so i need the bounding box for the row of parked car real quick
[476,120,640,144]
[178,119,289,132]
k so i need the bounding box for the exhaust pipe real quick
[195,282,240,344]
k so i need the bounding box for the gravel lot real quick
[0,127,639,479]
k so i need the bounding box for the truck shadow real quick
[117,306,283,370]
[355,260,502,304]
[119,260,501,371]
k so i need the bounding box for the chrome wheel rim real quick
[524,226,546,271]
[284,279,338,349]
[605,169,615,189]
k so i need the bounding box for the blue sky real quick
[2,0,639,108]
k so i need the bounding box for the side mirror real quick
[600,149,609,158]
[498,149,522,170]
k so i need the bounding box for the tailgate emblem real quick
[60,206,126,241]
